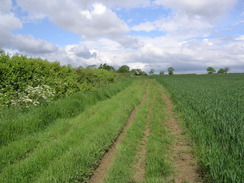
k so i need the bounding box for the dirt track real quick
[89,82,201,183]
[89,91,147,183]
[162,92,201,183]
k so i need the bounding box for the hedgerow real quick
[0,50,115,108]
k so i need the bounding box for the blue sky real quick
[0,0,243,73]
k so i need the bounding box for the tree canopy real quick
[167,67,175,75]
[130,69,147,76]
[217,67,230,74]
[149,68,155,75]
[98,63,115,72]
[118,65,130,73]
[207,67,216,74]
[159,71,164,75]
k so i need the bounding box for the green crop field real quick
[155,74,244,183]
[0,73,243,183]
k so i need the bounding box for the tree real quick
[131,69,147,76]
[98,63,115,72]
[159,71,164,75]
[167,67,175,75]
[217,68,225,74]
[149,68,155,75]
[86,65,97,69]
[207,67,216,74]
[223,67,230,74]
[118,65,130,73]
[0,49,5,56]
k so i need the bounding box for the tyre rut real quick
[162,92,201,183]
[89,88,148,183]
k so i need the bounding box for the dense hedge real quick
[0,50,115,108]
[0,78,133,146]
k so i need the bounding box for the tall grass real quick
[0,79,146,183]
[0,78,133,146]
[155,74,244,183]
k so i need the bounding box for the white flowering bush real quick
[0,49,116,109]
[8,84,55,107]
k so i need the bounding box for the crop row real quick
[155,74,244,183]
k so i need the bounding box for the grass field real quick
[1,74,243,183]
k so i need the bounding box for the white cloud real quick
[12,34,58,54]
[21,34,243,74]
[0,13,22,32]
[155,0,237,19]
[16,0,129,38]
[0,9,57,54]
[74,0,150,9]
[71,45,97,59]
[114,36,144,49]
[92,3,107,14]
[132,22,156,32]
[132,1,235,40]
[116,34,244,73]
[0,13,23,47]
[1,0,243,74]
[137,0,238,42]
[132,13,212,39]
[0,0,12,13]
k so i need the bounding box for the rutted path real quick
[132,88,154,183]
[162,92,201,183]
[89,79,201,183]
[133,123,149,182]
[89,89,147,183]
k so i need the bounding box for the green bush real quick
[0,78,133,146]
[0,50,115,108]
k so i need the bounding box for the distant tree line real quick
[95,64,176,76]
[92,63,147,76]
[207,67,230,74]
[98,64,231,75]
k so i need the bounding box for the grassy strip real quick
[0,93,121,172]
[0,78,133,146]
[0,79,146,183]
[0,80,135,171]
[103,81,150,183]
[0,118,72,172]
[144,80,172,183]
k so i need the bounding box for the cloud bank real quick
[0,0,243,73]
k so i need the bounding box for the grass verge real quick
[144,80,172,183]
[0,78,133,146]
[0,79,146,183]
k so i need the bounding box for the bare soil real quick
[89,91,147,183]
[162,92,201,183]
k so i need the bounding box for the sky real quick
[0,0,243,74]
